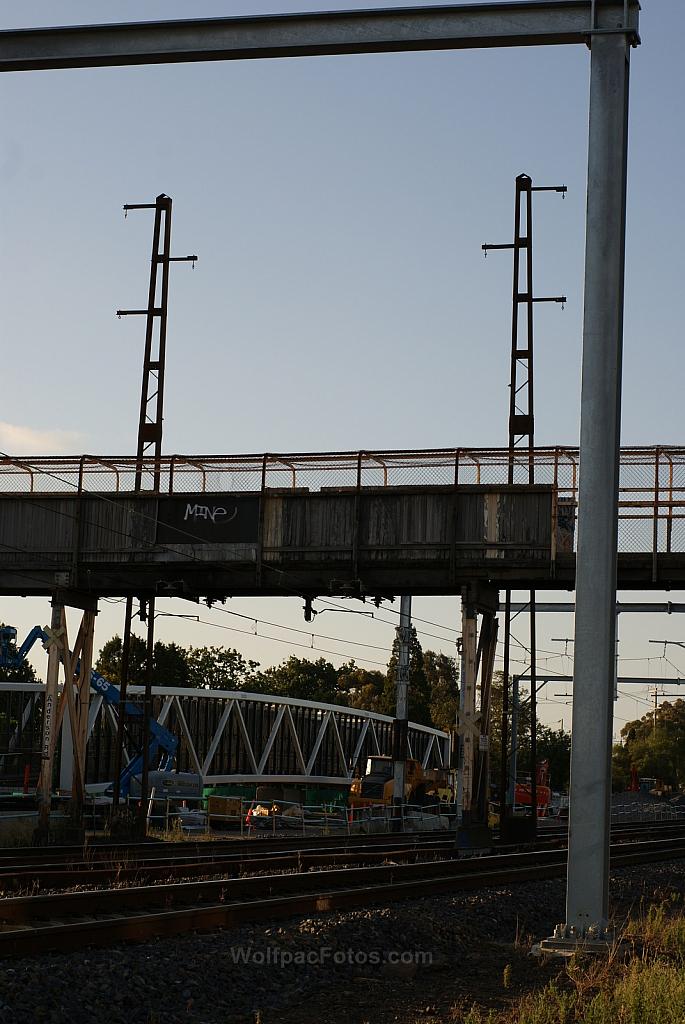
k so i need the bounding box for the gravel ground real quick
[1,860,684,1024]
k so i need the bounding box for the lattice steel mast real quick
[112,195,196,824]
[483,173,565,831]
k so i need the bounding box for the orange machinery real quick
[513,759,552,817]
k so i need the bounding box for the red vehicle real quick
[514,760,552,817]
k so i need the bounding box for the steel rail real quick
[0,841,464,891]
[0,834,681,957]
[0,828,454,866]
[1,820,682,888]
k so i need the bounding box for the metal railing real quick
[0,446,683,554]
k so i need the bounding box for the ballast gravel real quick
[0,859,684,1024]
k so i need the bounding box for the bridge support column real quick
[36,598,98,840]
[36,600,63,840]
[542,28,631,951]
[74,609,96,814]
[456,585,498,846]
[59,708,74,792]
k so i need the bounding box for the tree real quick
[96,635,148,685]
[537,725,572,791]
[488,673,529,785]
[186,646,259,690]
[613,699,685,789]
[253,656,343,705]
[423,650,459,732]
[95,634,189,687]
[338,663,386,713]
[488,672,571,791]
[383,626,432,725]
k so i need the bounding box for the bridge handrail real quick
[0,445,682,494]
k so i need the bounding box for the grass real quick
[446,902,685,1024]
[0,818,35,847]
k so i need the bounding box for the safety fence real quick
[143,796,455,837]
[611,801,685,823]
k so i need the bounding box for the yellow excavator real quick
[348,755,455,809]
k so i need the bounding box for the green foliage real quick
[93,632,460,730]
[186,646,259,690]
[613,698,685,788]
[383,625,432,725]
[253,656,343,704]
[337,663,386,713]
[488,673,572,791]
[423,650,459,732]
[95,634,148,685]
[454,906,685,1024]
[537,726,572,791]
[95,635,259,690]
[459,965,685,1024]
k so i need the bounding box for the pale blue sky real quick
[0,1,683,739]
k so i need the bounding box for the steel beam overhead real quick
[518,675,685,686]
[505,603,685,614]
[0,2,639,73]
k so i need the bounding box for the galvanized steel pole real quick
[559,29,631,942]
[507,675,519,808]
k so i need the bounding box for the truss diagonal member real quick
[283,705,307,775]
[233,701,259,775]
[157,695,174,725]
[173,697,203,774]
[257,705,287,775]
[351,718,371,770]
[421,732,435,769]
[328,712,350,777]
[369,720,382,755]
[305,710,331,776]
[201,699,233,775]
[86,694,104,742]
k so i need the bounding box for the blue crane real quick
[0,625,178,797]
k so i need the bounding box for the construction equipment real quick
[513,759,552,817]
[348,755,455,809]
[0,625,178,798]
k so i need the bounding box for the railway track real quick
[2,835,684,956]
[0,820,682,891]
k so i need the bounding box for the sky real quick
[0,0,683,742]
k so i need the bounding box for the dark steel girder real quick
[0,2,639,74]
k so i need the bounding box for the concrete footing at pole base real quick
[534,922,616,958]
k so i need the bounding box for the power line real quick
[181,598,391,655]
